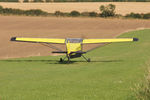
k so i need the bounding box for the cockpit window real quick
[66,38,83,43]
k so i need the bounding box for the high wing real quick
[11,37,65,44]
[82,38,138,44]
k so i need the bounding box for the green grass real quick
[0,29,150,100]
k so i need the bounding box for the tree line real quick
[0,4,150,19]
[0,0,150,2]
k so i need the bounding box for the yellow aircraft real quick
[11,37,138,62]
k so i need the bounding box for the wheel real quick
[59,58,63,62]
[87,58,91,62]
[67,57,70,63]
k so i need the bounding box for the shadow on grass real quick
[0,59,123,64]
[51,60,123,64]
[0,60,56,62]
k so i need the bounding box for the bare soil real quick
[0,2,150,15]
[0,16,150,59]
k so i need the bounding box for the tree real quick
[0,5,3,14]
[89,12,98,17]
[54,11,64,16]
[99,4,116,17]
[70,11,80,17]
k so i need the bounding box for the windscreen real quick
[66,38,83,43]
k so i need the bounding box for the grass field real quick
[0,29,150,100]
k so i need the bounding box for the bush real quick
[89,12,98,17]
[125,13,150,19]
[24,9,47,16]
[2,8,24,15]
[0,5,3,13]
[143,13,150,19]
[0,0,19,2]
[70,10,80,17]
[0,5,48,16]
[125,13,143,19]
[23,0,29,2]
[99,4,116,17]
[54,11,70,16]
[33,0,44,2]
[80,12,90,16]
[54,11,64,16]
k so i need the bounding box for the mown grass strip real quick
[0,29,150,100]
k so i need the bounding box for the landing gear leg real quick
[67,56,70,63]
[82,55,91,62]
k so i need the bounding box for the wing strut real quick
[39,43,64,51]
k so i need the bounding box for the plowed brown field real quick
[0,16,150,59]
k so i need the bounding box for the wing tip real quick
[10,37,16,41]
[133,38,139,41]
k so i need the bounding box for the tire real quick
[87,58,91,62]
[59,58,63,62]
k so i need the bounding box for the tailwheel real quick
[87,58,91,62]
[59,58,63,62]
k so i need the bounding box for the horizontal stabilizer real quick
[71,51,86,54]
[52,51,67,53]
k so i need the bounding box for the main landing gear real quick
[82,55,91,62]
[59,58,63,62]
[59,55,91,62]
[59,56,67,62]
